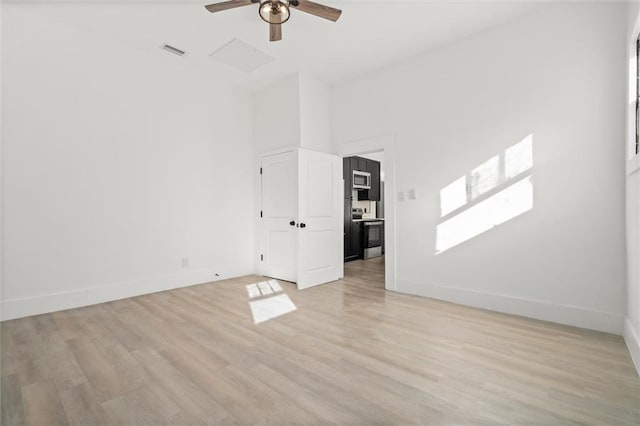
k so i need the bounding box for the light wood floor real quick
[2,257,639,425]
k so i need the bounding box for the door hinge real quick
[260,167,262,175]
[260,211,263,218]
[260,254,264,261]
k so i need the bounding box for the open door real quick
[260,148,342,289]
[261,150,298,283]
[296,149,342,289]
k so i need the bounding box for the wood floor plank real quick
[158,344,263,424]
[1,323,20,378]
[131,347,235,424]
[59,382,109,426]
[101,387,183,426]
[246,362,362,424]
[1,256,639,425]
[51,310,86,341]
[67,337,123,403]
[1,374,25,425]
[21,381,70,426]
[97,343,149,394]
[216,363,322,424]
[5,319,48,387]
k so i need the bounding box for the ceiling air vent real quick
[161,44,187,57]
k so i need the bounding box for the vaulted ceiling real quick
[7,1,544,89]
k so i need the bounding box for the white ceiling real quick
[8,1,545,90]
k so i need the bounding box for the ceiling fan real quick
[204,0,342,42]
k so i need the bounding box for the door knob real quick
[299,223,307,229]
[289,220,296,226]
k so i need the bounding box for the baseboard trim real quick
[624,317,640,376]
[396,279,624,334]
[1,263,254,321]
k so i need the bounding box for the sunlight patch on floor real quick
[246,279,283,298]
[249,294,297,324]
[245,279,296,324]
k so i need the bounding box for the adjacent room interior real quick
[2,0,640,424]
[343,150,386,289]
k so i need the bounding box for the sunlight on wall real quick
[437,177,533,253]
[437,135,534,254]
[440,177,467,216]
[470,156,500,199]
[505,135,533,178]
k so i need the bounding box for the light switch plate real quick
[408,189,417,200]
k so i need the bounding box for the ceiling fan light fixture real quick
[259,0,290,24]
[204,0,342,42]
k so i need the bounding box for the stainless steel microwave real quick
[353,170,371,189]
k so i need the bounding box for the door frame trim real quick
[335,135,397,292]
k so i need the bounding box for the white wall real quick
[252,74,301,154]
[332,2,627,334]
[625,0,640,374]
[298,73,331,154]
[252,72,331,154]
[2,4,255,320]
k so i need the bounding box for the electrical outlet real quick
[398,191,405,202]
[181,257,189,269]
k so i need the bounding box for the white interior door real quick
[261,151,298,283]
[297,149,342,289]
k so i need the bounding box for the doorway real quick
[343,151,386,288]
[336,135,397,292]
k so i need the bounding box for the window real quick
[636,34,640,155]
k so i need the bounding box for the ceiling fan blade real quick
[204,0,254,14]
[270,23,282,42]
[291,0,342,22]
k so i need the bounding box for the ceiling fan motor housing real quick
[204,0,342,42]
[259,0,291,25]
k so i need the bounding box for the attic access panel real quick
[209,39,275,73]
